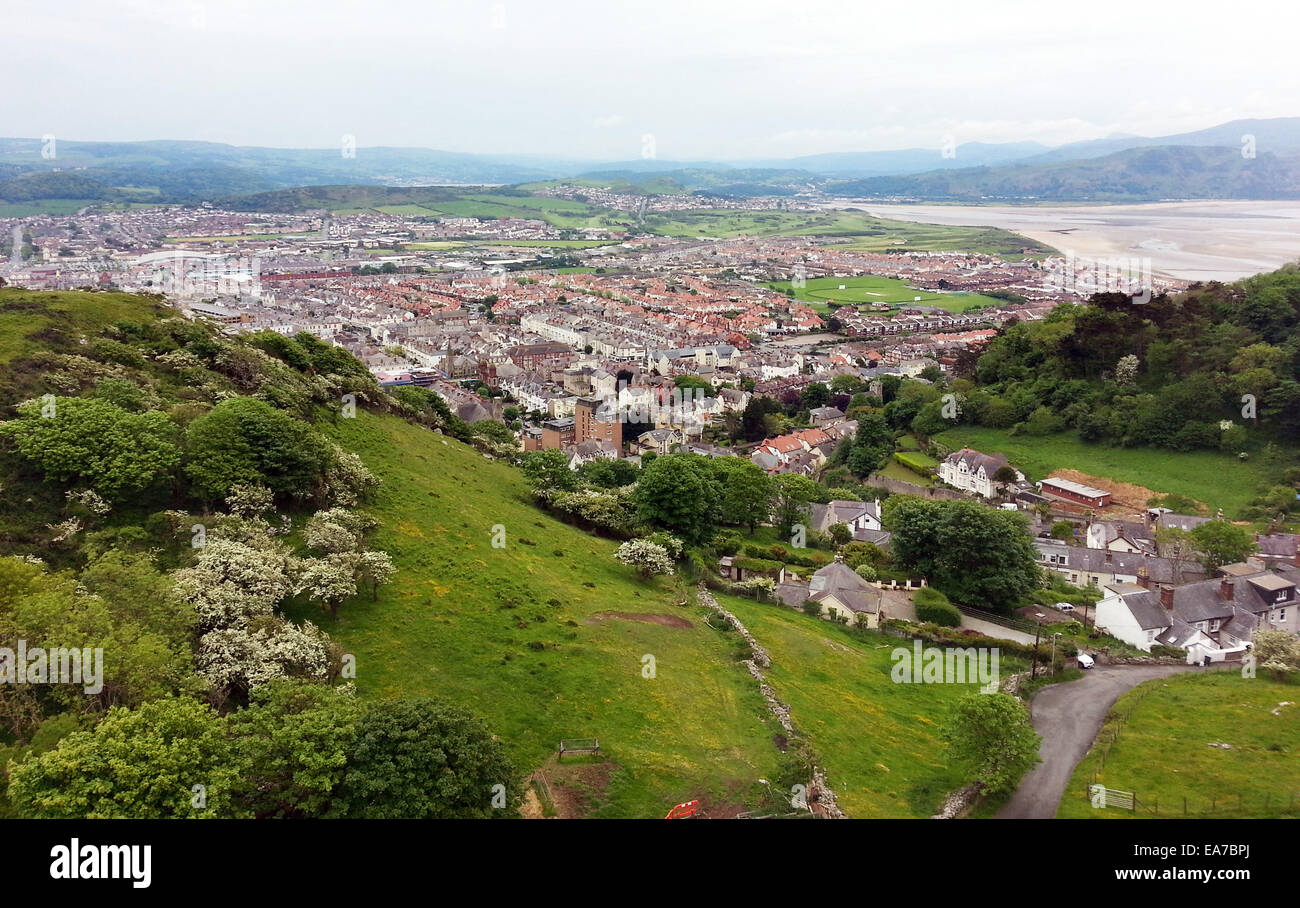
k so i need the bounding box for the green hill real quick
[0,289,1023,818]
[310,412,785,816]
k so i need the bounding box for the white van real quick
[1077,653,1095,670]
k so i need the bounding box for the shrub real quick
[914,587,961,627]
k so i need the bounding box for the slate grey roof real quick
[1115,569,1297,636]
[1157,513,1214,533]
[1257,533,1298,559]
[1035,542,1203,585]
[944,447,1008,474]
[853,528,892,548]
[807,560,882,614]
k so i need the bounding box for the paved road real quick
[995,663,1201,819]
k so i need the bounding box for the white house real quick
[1094,567,1299,663]
[937,448,1022,499]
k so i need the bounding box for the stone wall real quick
[864,474,970,501]
[698,584,845,818]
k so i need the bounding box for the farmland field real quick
[933,426,1271,516]
[1057,671,1300,818]
[640,209,1052,257]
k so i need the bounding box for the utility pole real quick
[1031,620,1042,679]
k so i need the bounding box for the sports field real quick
[766,275,1003,314]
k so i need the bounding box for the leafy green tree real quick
[800,383,831,410]
[0,397,179,500]
[848,412,895,478]
[0,556,196,712]
[330,699,519,819]
[884,497,1040,610]
[709,458,773,533]
[633,455,719,544]
[741,396,784,442]
[184,397,328,502]
[771,474,820,539]
[520,449,579,493]
[942,693,1041,796]
[578,457,638,489]
[227,681,361,818]
[1049,521,1075,541]
[7,698,242,818]
[1189,520,1257,572]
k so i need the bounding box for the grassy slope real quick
[934,426,1270,516]
[0,288,162,367]
[1058,671,1300,818]
[311,412,783,817]
[718,593,993,817]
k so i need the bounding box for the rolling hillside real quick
[312,411,787,817]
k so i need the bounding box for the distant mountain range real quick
[829,144,1300,202]
[2,117,1299,206]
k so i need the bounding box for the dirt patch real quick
[527,755,616,819]
[520,787,547,819]
[1045,468,1198,516]
[589,611,693,629]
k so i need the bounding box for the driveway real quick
[995,663,1201,819]
[882,592,1039,645]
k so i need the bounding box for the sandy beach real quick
[831,199,1300,282]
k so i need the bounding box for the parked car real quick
[1077,653,1095,669]
[1055,602,1076,612]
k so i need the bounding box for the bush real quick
[732,556,783,576]
[914,587,961,627]
[714,534,742,557]
[801,599,822,616]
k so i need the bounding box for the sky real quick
[6,0,1299,162]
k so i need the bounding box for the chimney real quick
[1136,567,1150,589]
[1159,586,1174,610]
[1104,551,1112,564]
[1220,579,1234,601]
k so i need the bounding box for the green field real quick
[310,412,784,817]
[934,426,1271,516]
[719,594,998,817]
[766,275,1003,315]
[640,209,1051,256]
[1058,671,1300,818]
[0,199,97,217]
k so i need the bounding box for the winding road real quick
[995,663,1201,819]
